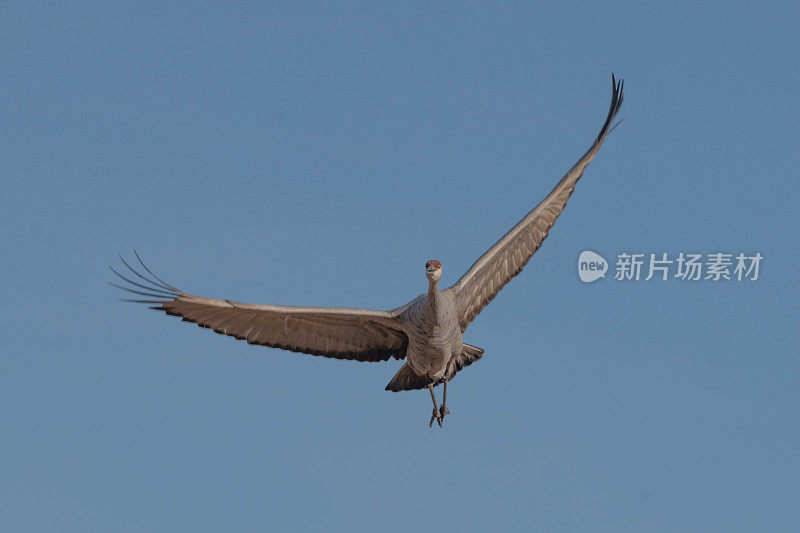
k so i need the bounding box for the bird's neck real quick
[426,279,440,313]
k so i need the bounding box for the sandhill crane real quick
[112,75,624,427]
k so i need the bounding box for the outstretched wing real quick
[111,252,408,362]
[449,75,624,331]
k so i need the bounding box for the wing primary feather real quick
[608,117,625,135]
[133,249,182,293]
[108,282,175,299]
[118,253,175,293]
[109,266,177,296]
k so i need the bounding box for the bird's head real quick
[425,259,442,282]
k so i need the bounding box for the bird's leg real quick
[439,379,451,421]
[437,361,453,424]
[428,384,442,428]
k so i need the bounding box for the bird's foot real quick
[428,406,451,428]
[429,406,443,428]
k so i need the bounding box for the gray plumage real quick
[112,75,624,427]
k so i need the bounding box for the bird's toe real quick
[429,407,443,428]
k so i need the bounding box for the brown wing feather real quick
[449,75,624,331]
[112,254,408,362]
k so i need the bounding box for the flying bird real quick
[112,75,624,427]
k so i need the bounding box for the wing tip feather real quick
[110,251,183,305]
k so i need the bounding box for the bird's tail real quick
[385,363,430,392]
[445,343,484,380]
[385,343,485,392]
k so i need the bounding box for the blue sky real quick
[2,2,799,531]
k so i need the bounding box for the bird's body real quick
[395,286,462,386]
[113,76,624,427]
